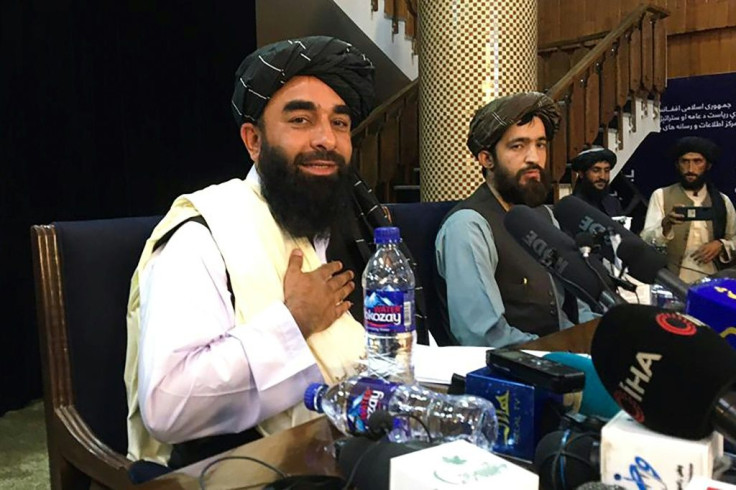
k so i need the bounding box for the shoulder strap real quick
[153,215,234,307]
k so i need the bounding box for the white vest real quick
[124,177,365,463]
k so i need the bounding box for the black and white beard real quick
[494,163,551,207]
[258,140,350,239]
[680,171,708,192]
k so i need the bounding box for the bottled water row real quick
[304,227,498,450]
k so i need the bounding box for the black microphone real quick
[504,205,625,312]
[335,409,434,490]
[616,237,689,300]
[535,429,601,490]
[591,304,736,442]
[336,437,432,490]
[554,195,638,263]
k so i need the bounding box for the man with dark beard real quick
[641,136,736,283]
[122,37,423,468]
[571,146,624,217]
[435,93,597,347]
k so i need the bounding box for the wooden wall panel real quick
[539,0,668,45]
[668,27,736,78]
[559,0,586,40]
[539,0,736,79]
[666,0,687,33]
[539,0,561,46]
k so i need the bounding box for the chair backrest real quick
[32,215,161,487]
[384,201,458,346]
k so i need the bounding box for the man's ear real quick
[478,150,494,171]
[240,122,262,163]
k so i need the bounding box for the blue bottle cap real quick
[304,383,328,413]
[374,227,400,244]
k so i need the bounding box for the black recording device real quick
[486,349,586,394]
[673,205,713,221]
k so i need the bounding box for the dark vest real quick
[437,184,562,340]
[573,185,624,217]
[660,183,731,274]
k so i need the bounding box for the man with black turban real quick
[641,136,736,283]
[124,36,423,467]
[435,92,597,348]
[571,146,624,217]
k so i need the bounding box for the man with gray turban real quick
[124,36,424,467]
[435,92,596,347]
[641,136,736,283]
[571,146,624,217]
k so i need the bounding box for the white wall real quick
[333,0,418,80]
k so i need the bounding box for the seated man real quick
[123,36,425,467]
[641,136,736,283]
[435,92,596,348]
[571,146,624,217]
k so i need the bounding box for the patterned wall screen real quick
[419,0,538,201]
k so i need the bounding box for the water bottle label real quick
[346,377,398,434]
[364,289,415,334]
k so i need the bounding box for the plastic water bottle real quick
[650,284,684,311]
[304,377,498,451]
[362,227,415,383]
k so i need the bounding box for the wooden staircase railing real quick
[373,0,418,53]
[542,3,669,185]
[351,78,419,203]
[353,2,668,202]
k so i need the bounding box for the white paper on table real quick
[413,344,549,385]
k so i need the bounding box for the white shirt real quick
[641,187,736,283]
[137,168,330,444]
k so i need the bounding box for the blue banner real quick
[611,72,736,232]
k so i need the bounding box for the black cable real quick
[198,455,288,490]
[583,256,620,299]
[541,431,599,490]
[392,412,434,444]
[554,273,601,312]
[668,260,712,277]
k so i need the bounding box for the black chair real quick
[385,201,458,346]
[31,216,163,489]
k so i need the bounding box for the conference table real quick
[140,319,599,489]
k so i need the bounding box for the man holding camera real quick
[640,136,736,283]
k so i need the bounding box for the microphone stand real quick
[576,235,627,311]
[713,391,736,444]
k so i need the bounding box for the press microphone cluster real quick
[504,205,625,313]
[554,195,691,300]
[553,196,736,337]
[591,304,736,442]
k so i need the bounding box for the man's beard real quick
[578,176,609,201]
[494,163,552,207]
[680,171,708,191]
[258,140,350,239]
